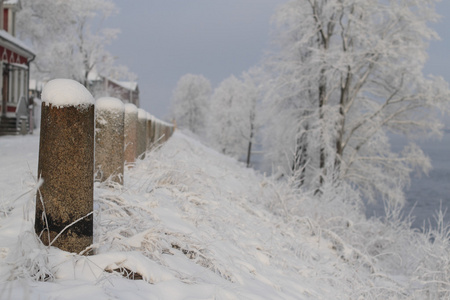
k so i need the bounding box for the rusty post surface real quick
[95,98,124,184]
[124,104,138,166]
[35,103,94,254]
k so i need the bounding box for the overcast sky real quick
[105,0,450,119]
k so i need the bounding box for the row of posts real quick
[34,79,175,254]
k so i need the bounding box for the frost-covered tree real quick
[208,71,259,165]
[16,0,134,86]
[241,70,260,167]
[170,74,211,135]
[264,0,450,204]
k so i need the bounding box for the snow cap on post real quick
[137,108,147,120]
[96,97,125,112]
[124,102,138,114]
[42,79,94,109]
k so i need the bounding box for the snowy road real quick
[0,132,39,206]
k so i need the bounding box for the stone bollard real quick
[170,124,175,138]
[146,112,152,151]
[151,116,157,145]
[163,123,169,143]
[136,108,147,159]
[35,79,95,254]
[165,124,170,142]
[95,97,125,184]
[154,119,161,145]
[149,116,155,147]
[161,123,167,144]
[124,103,138,167]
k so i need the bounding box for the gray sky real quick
[106,0,450,119]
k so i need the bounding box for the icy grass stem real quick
[48,211,94,248]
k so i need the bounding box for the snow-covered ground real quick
[0,131,448,299]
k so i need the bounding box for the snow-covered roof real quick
[4,0,21,11]
[87,70,138,92]
[108,77,138,91]
[4,0,19,5]
[0,29,35,58]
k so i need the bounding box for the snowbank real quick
[0,131,448,299]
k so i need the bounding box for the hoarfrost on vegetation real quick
[16,0,136,88]
[0,131,448,299]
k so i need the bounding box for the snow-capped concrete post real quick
[124,103,138,167]
[149,116,155,147]
[154,119,161,145]
[158,121,164,143]
[95,97,125,184]
[151,116,157,145]
[162,123,168,143]
[166,124,172,141]
[170,123,175,138]
[35,79,95,254]
[146,112,152,151]
[163,123,171,142]
[137,108,147,159]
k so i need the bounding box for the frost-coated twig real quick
[36,183,51,245]
[49,211,94,248]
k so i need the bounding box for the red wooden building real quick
[0,0,35,135]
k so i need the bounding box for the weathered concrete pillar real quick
[95,97,124,184]
[157,121,163,143]
[136,108,147,159]
[35,79,95,254]
[163,122,169,143]
[161,123,168,143]
[124,103,138,166]
[154,119,161,145]
[165,124,171,142]
[149,116,155,147]
[146,112,152,151]
[151,116,157,145]
[170,123,175,138]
